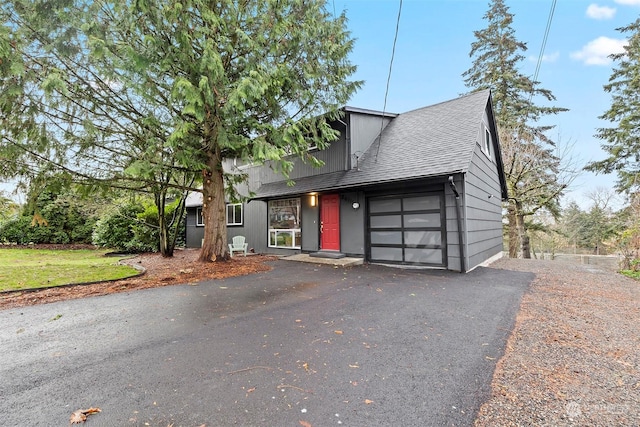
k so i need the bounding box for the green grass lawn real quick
[0,249,140,292]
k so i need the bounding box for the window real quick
[197,204,243,226]
[226,203,243,226]
[482,127,492,158]
[268,198,301,249]
[196,207,204,226]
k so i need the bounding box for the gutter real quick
[448,175,466,273]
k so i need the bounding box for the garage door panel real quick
[403,196,440,211]
[404,213,441,227]
[371,231,403,245]
[404,230,441,246]
[405,248,442,264]
[371,247,404,262]
[370,215,402,228]
[369,198,401,213]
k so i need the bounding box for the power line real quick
[533,0,557,87]
[375,0,402,162]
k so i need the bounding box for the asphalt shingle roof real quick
[255,90,499,199]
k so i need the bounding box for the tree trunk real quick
[155,189,173,258]
[520,222,531,259]
[522,233,531,259]
[199,149,229,262]
[507,203,519,258]
[515,201,531,259]
[167,192,188,254]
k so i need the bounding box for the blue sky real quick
[337,0,639,209]
[2,0,636,210]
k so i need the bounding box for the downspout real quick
[448,175,466,273]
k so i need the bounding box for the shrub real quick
[92,203,156,253]
[0,216,33,244]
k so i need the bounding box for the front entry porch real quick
[281,253,363,267]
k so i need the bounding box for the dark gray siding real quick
[256,132,347,184]
[463,116,504,270]
[185,207,204,248]
[445,178,463,272]
[227,199,269,254]
[339,191,366,256]
[301,195,320,251]
[186,199,270,254]
[349,114,392,166]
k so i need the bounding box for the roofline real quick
[251,171,467,201]
[484,91,509,201]
[398,89,491,116]
[343,106,399,118]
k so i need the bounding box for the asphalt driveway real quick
[0,260,532,426]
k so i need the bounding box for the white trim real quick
[268,198,301,249]
[226,203,243,226]
[196,207,204,226]
[468,251,504,272]
[482,126,492,159]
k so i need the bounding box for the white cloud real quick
[614,0,640,5]
[570,36,627,65]
[541,51,560,63]
[586,4,616,19]
[528,51,560,63]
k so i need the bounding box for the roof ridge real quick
[398,89,490,116]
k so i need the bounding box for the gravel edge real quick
[474,258,640,427]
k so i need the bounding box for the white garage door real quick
[367,193,446,266]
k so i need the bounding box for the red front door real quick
[320,194,340,251]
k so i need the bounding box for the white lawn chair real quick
[228,235,248,257]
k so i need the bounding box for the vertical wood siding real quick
[350,115,392,165]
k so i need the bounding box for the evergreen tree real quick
[462,0,569,258]
[586,18,640,192]
[0,0,360,261]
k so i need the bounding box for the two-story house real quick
[185,90,508,272]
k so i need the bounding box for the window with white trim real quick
[482,127,492,159]
[268,198,301,249]
[196,207,204,226]
[226,203,243,226]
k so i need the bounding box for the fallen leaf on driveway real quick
[364,399,374,405]
[299,421,312,427]
[334,330,343,335]
[69,407,101,424]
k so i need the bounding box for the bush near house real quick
[92,199,185,253]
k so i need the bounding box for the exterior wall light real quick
[310,194,317,207]
[352,202,360,210]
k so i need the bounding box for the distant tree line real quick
[527,189,640,274]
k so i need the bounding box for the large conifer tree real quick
[586,18,640,192]
[0,0,361,261]
[462,0,568,258]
